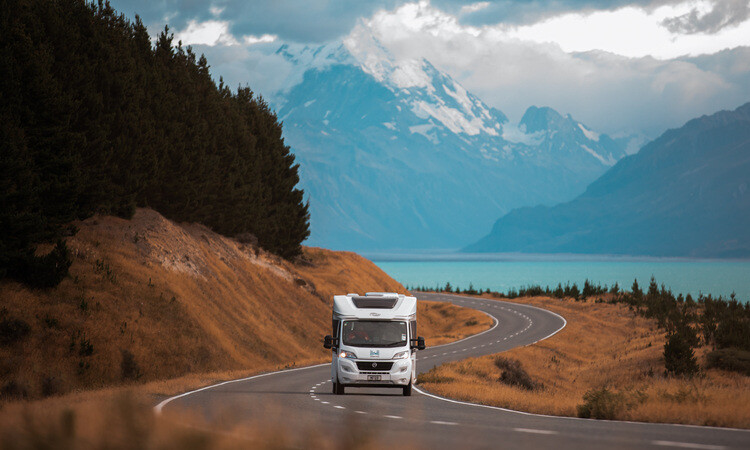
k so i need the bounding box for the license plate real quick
[367,375,381,381]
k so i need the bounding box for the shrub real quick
[494,357,537,390]
[7,241,72,288]
[121,350,142,381]
[41,376,61,397]
[1,380,29,400]
[706,348,750,376]
[664,332,699,376]
[0,317,31,345]
[577,388,625,420]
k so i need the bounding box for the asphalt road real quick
[157,292,750,449]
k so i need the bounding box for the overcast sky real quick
[110,0,750,137]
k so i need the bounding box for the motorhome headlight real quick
[392,351,409,360]
[338,351,357,359]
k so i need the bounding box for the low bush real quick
[494,357,537,390]
[576,388,625,420]
[120,350,142,381]
[0,317,31,345]
[7,241,72,288]
[1,380,29,400]
[706,348,750,376]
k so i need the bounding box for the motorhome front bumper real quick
[337,358,412,385]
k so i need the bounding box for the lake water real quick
[371,255,750,302]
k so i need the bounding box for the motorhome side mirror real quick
[417,336,426,351]
[323,335,333,349]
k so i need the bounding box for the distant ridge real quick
[465,102,750,258]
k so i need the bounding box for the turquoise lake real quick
[371,256,750,302]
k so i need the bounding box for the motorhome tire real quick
[403,383,412,396]
[334,381,345,395]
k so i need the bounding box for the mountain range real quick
[465,102,750,258]
[271,29,639,251]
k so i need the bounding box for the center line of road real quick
[384,415,402,419]
[430,420,458,426]
[334,405,345,409]
[652,441,726,450]
[513,428,558,435]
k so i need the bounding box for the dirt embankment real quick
[0,209,488,401]
[419,295,750,428]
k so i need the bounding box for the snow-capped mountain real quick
[271,30,635,251]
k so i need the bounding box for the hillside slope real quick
[466,102,750,257]
[0,209,488,400]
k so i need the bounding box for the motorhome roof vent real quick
[351,296,398,309]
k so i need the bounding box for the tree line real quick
[1,0,310,287]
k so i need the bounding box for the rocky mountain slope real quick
[465,102,750,258]
[271,29,636,251]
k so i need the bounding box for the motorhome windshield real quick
[342,320,407,348]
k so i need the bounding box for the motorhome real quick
[323,292,426,396]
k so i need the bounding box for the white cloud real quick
[171,0,750,138]
[507,1,750,59]
[244,34,278,45]
[361,1,750,136]
[459,2,489,16]
[174,20,239,46]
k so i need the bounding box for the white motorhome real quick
[323,292,426,396]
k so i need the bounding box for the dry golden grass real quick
[419,301,493,346]
[419,295,750,428]
[0,209,488,401]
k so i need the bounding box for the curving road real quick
[157,293,750,449]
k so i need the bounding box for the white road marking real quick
[384,415,402,419]
[652,441,726,450]
[334,405,345,409]
[514,428,558,435]
[320,401,329,405]
[355,411,367,414]
[430,420,458,426]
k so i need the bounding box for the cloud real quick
[662,0,750,34]
[174,20,238,46]
[434,0,680,26]
[109,0,750,138]
[362,1,750,136]
[111,0,402,42]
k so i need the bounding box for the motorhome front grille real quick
[352,297,398,309]
[356,361,394,371]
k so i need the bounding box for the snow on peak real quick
[578,123,600,141]
[581,144,616,166]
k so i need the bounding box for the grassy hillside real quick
[419,294,750,428]
[0,209,489,400]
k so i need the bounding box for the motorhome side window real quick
[342,320,407,347]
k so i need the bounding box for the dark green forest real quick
[1,0,310,286]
